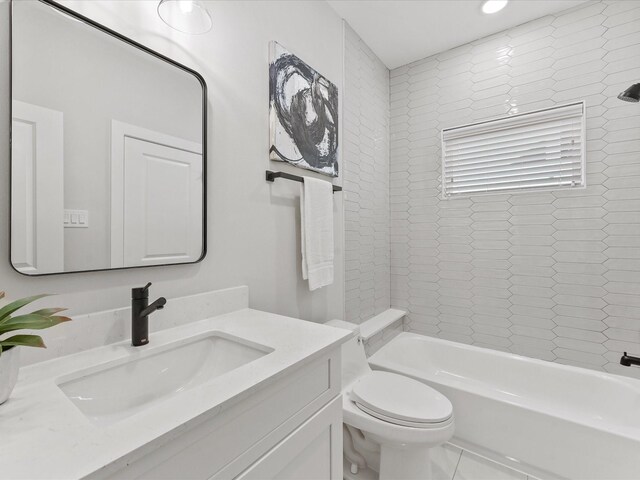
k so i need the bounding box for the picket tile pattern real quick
[388,0,640,378]
[344,24,391,323]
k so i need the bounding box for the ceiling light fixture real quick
[617,83,640,103]
[481,0,509,15]
[158,0,212,35]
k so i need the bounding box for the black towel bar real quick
[265,170,342,192]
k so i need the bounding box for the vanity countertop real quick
[0,308,352,479]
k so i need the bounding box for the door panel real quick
[235,397,343,480]
[11,101,64,274]
[121,138,203,267]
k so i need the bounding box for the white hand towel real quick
[301,177,334,291]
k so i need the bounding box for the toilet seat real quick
[350,371,453,428]
[353,403,453,428]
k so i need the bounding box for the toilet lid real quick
[350,371,452,426]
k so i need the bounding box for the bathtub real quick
[368,332,640,480]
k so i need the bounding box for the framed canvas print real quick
[269,41,339,177]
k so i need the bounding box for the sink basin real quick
[58,333,272,426]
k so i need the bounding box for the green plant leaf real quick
[0,334,45,349]
[0,294,50,324]
[30,307,67,317]
[0,314,71,335]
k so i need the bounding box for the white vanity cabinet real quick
[235,397,342,480]
[1,305,351,480]
[97,349,343,480]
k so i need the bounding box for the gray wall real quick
[389,0,640,378]
[0,0,344,340]
[343,24,391,323]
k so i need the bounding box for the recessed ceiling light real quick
[482,0,509,14]
[157,0,212,35]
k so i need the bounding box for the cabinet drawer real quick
[234,396,342,480]
[100,350,340,480]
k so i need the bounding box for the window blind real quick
[441,102,585,198]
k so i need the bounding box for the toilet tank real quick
[326,320,372,388]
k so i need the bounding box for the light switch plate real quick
[64,209,89,228]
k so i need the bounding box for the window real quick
[441,102,585,198]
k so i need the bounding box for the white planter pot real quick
[0,347,20,405]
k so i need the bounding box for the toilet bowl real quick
[327,320,454,480]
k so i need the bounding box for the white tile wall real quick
[389,0,640,379]
[344,23,391,323]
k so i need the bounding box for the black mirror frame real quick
[8,0,208,276]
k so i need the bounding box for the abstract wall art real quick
[269,41,339,177]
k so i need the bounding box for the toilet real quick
[327,320,454,480]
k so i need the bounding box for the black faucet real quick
[620,352,640,367]
[131,282,166,347]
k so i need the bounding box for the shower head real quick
[617,83,640,103]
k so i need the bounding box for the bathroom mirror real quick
[10,0,207,276]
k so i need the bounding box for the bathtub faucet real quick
[620,352,640,367]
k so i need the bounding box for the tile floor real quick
[343,442,539,480]
[432,443,536,480]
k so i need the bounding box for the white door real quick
[11,101,64,274]
[110,121,203,268]
[123,138,202,267]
